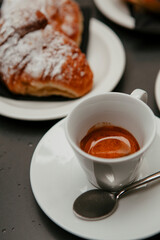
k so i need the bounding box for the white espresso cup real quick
[65,89,156,191]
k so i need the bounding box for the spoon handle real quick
[117,171,160,198]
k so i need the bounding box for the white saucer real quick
[0,18,125,121]
[155,70,160,111]
[94,0,135,29]
[30,117,160,240]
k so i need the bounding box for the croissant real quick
[124,0,160,13]
[0,9,93,98]
[1,0,83,45]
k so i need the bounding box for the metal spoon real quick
[73,171,160,220]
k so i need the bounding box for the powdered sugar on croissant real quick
[0,9,47,46]
[1,0,83,45]
[0,9,93,98]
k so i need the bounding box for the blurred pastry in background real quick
[1,0,83,45]
[124,0,160,13]
[0,9,93,98]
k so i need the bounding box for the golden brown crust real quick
[45,0,83,45]
[0,9,93,98]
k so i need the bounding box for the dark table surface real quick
[0,0,160,239]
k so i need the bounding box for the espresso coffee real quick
[80,123,140,158]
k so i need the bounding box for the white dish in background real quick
[155,70,160,111]
[94,0,135,29]
[0,18,125,121]
[30,117,160,240]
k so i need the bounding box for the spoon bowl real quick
[73,189,117,220]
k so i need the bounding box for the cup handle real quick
[130,89,148,104]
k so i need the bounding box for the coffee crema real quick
[80,124,140,158]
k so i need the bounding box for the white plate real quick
[0,18,125,121]
[155,70,160,111]
[30,117,160,240]
[94,0,135,29]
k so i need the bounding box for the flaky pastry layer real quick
[0,9,93,98]
[1,0,83,45]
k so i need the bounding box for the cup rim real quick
[65,92,157,163]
